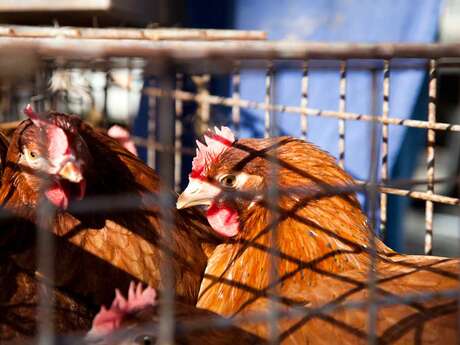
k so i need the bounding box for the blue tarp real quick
[232,0,442,250]
[234,0,441,177]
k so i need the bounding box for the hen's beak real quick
[58,160,83,183]
[177,178,221,209]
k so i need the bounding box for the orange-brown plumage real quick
[0,111,216,339]
[178,132,460,344]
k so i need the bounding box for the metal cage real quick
[0,25,459,344]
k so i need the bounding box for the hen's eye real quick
[24,148,39,162]
[134,334,156,345]
[219,174,237,188]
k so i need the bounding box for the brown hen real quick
[177,127,460,344]
[0,108,216,339]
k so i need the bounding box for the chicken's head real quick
[86,281,157,343]
[177,127,361,240]
[176,127,269,238]
[17,105,91,209]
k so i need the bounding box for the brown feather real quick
[0,254,93,341]
[0,113,217,339]
[196,137,460,344]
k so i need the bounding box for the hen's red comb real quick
[23,104,51,127]
[191,126,235,178]
[88,281,157,337]
[24,104,40,120]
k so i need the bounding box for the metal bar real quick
[231,64,241,135]
[36,193,56,345]
[264,64,274,138]
[147,80,157,169]
[144,87,460,132]
[380,60,390,238]
[193,75,211,134]
[157,65,176,345]
[102,69,110,124]
[425,59,437,255]
[265,62,280,344]
[174,73,184,192]
[300,62,309,140]
[338,61,347,168]
[5,38,460,60]
[367,69,379,345]
[374,185,459,206]
[0,25,267,41]
[35,69,55,345]
[126,60,132,117]
[0,177,456,225]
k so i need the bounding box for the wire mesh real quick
[0,30,459,344]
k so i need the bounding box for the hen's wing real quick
[267,255,460,345]
[0,256,93,342]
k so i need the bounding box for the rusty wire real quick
[143,87,460,132]
[174,73,184,192]
[0,35,459,344]
[379,60,390,238]
[425,59,437,255]
[338,61,347,169]
[300,62,309,140]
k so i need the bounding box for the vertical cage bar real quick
[157,64,176,345]
[265,62,280,345]
[147,79,157,169]
[300,62,309,140]
[425,59,437,255]
[35,69,56,345]
[174,73,184,192]
[380,60,390,238]
[102,68,110,124]
[338,61,347,168]
[232,64,241,136]
[36,168,56,345]
[193,75,210,134]
[367,69,380,345]
[264,64,274,138]
[126,61,133,118]
[0,82,11,121]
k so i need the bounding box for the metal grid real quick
[0,26,459,344]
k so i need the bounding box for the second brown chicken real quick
[177,127,460,344]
